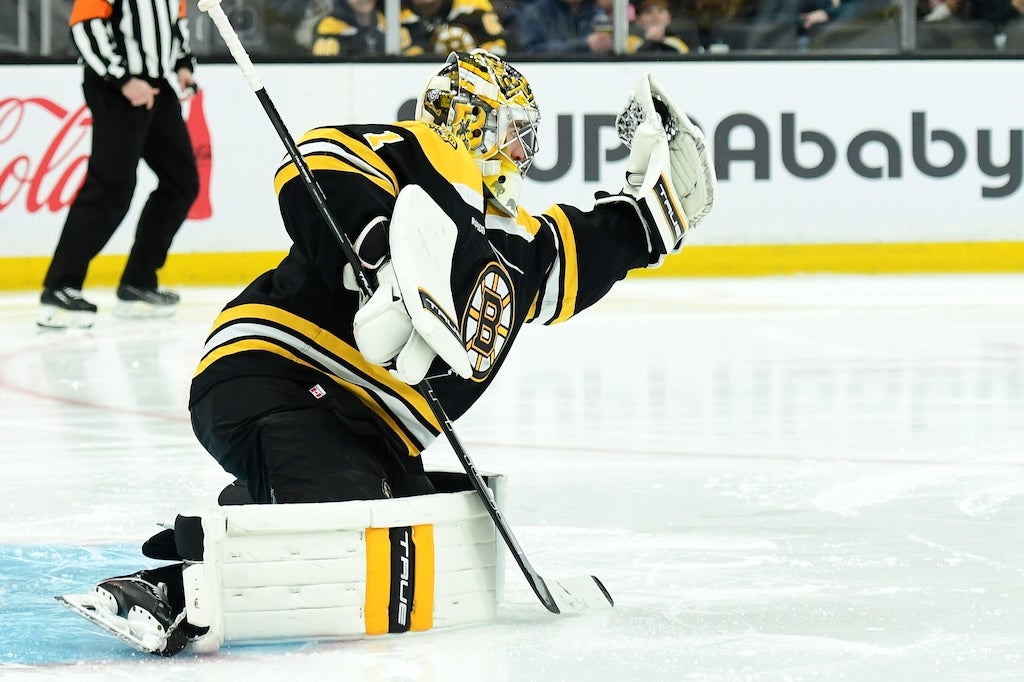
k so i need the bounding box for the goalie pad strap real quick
[175,515,204,561]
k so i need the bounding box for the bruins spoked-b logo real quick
[463,262,514,381]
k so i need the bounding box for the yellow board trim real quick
[631,242,1024,278]
[364,527,391,636]
[409,524,435,632]
[3,242,1023,293]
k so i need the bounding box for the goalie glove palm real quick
[353,262,438,384]
[618,74,716,266]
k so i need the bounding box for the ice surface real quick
[1,276,1021,680]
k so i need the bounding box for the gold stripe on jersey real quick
[197,337,424,455]
[204,304,432,415]
[400,122,482,190]
[308,127,400,188]
[515,206,544,237]
[272,127,400,195]
[198,304,441,451]
[273,153,396,198]
[544,206,580,323]
[273,129,399,197]
[484,204,543,241]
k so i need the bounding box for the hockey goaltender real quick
[58,46,715,655]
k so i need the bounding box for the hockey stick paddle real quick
[196,0,612,615]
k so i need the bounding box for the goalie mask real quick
[415,49,540,216]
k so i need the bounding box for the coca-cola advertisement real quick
[0,97,91,218]
[0,91,212,216]
[186,89,213,221]
[0,66,234,259]
[0,90,213,221]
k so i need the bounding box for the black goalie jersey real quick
[189,121,650,458]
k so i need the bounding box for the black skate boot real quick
[38,287,98,329]
[113,284,180,319]
[58,567,190,656]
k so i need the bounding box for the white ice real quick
[1,275,1022,681]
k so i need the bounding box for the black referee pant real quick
[44,70,198,291]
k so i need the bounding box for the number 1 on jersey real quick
[364,131,404,150]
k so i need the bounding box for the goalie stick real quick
[196,0,612,616]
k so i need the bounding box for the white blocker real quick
[183,473,507,653]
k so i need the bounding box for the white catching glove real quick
[616,74,716,266]
[352,262,440,384]
[352,185,473,385]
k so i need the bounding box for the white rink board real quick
[0,60,1021,258]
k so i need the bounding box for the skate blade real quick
[56,592,165,654]
[37,307,95,330]
[113,301,177,320]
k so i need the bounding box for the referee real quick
[39,0,201,329]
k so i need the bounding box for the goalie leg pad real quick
[182,473,506,652]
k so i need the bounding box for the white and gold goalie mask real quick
[415,49,540,216]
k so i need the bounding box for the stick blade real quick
[547,575,614,614]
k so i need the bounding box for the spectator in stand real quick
[970,0,1023,46]
[403,0,508,55]
[796,0,902,48]
[492,0,527,51]
[312,0,420,57]
[680,0,745,50]
[517,0,615,54]
[260,0,322,56]
[798,0,846,37]
[628,0,690,52]
[918,0,966,21]
[597,0,636,21]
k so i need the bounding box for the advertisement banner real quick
[0,60,1021,261]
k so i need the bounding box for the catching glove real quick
[616,74,716,266]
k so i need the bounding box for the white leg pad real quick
[186,474,506,653]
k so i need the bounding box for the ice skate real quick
[113,285,179,319]
[57,571,189,656]
[37,287,97,329]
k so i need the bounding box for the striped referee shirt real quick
[69,0,194,89]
